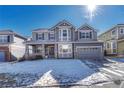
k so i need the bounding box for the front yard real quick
[0,58,124,88]
[0,59,111,87]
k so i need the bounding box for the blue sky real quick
[0,5,124,36]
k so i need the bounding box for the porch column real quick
[42,44,45,58]
[25,44,29,59]
[54,44,58,58]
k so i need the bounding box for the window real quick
[80,32,85,38]
[112,41,117,49]
[112,30,116,35]
[49,33,55,40]
[120,28,124,34]
[38,33,44,40]
[107,43,110,48]
[0,35,8,43]
[63,30,67,37]
[86,32,90,38]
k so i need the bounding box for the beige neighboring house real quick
[118,37,124,56]
[0,30,27,62]
[25,20,104,59]
[98,24,124,56]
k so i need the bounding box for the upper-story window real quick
[86,32,90,38]
[80,32,92,39]
[49,33,55,40]
[63,30,67,37]
[120,28,124,34]
[112,30,116,35]
[80,32,85,38]
[37,33,44,40]
[59,29,71,41]
[0,35,10,43]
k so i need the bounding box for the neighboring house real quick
[0,30,27,62]
[117,37,124,57]
[25,20,104,59]
[98,24,124,56]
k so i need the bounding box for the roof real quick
[0,30,27,40]
[33,28,48,31]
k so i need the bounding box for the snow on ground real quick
[111,58,124,63]
[106,57,124,63]
[0,59,110,87]
[0,59,94,77]
[76,72,110,86]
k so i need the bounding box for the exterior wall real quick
[0,46,11,61]
[117,40,124,56]
[10,36,26,60]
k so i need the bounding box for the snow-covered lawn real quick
[0,59,110,87]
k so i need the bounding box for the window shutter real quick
[90,32,92,39]
[48,33,50,40]
[36,33,38,40]
[80,32,81,38]
[42,33,44,40]
[7,36,10,42]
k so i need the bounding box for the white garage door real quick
[0,51,5,62]
[76,46,102,59]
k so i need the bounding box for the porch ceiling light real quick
[62,45,69,49]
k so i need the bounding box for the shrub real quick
[18,57,25,62]
[28,55,43,61]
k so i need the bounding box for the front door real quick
[46,46,54,58]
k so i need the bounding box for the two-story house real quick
[0,30,27,62]
[25,20,104,59]
[98,24,124,56]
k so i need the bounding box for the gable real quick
[78,24,97,32]
[59,22,71,26]
[79,26,93,30]
[50,20,75,30]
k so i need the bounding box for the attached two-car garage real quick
[74,42,104,59]
[76,46,103,59]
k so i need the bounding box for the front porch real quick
[25,43,73,59]
[25,44,58,59]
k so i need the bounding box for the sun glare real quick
[87,4,96,13]
[86,4,97,21]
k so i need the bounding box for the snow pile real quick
[76,72,110,86]
[106,58,124,63]
[32,70,58,87]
